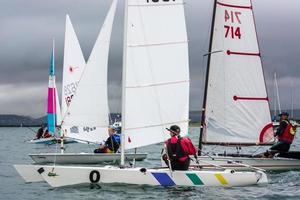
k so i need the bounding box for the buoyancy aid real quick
[166,137,188,162]
[278,120,296,144]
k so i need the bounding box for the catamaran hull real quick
[190,156,300,171]
[29,153,147,164]
[14,164,45,183]
[33,165,267,187]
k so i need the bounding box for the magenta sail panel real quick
[47,87,56,114]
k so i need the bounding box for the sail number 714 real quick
[224,10,242,39]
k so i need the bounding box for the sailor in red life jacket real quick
[270,112,296,152]
[163,125,197,171]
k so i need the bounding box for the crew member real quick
[163,125,197,170]
[94,127,120,153]
[270,112,296,152]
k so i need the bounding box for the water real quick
[0,127,300,200]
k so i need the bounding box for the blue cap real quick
[278,112,289,117]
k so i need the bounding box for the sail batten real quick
[202,0,274,145]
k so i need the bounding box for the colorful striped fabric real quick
[151,172,229,186]
[47,42,57,135]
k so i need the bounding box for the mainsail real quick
[62,0,118,143]
[201,0,274,145]
[122,0,190,150]
[47,41,57,135]
[61,15,86,120]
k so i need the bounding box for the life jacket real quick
[166,137,188,162]
[278,120,296,144]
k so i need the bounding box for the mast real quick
[198,0,217,155]
[120,0,128,167]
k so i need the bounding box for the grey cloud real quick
[1,0,300,117]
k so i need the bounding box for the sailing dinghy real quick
[15,0,268,188]
[29,40,75,145]
[192,0,300,170]
[28,0,146,164]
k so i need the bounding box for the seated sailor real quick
[270,112,296,153]
[94,127,120,153]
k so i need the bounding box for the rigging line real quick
[124,120,190,131]
[126,80,189,89]
[128,40,188,48]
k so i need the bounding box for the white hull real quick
[29,153,147,164]
[15,164,267,187]
[191,156,300,171]
[14,164,45,183]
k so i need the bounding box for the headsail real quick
[201,0,274,145]
[47,41,57,135]
[122,0,190,150]
[62,0,118,143]
[61,15,86,120]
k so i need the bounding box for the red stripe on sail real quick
[227,50,260,57]
[233,96,268,101]
[217,1,252,9]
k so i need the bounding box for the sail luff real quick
[199,0,218,155]
[121,0,129,166]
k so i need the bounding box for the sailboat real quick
[15,0,268,187]
[192,0,300,170]
[29,40,71,145]
[28,0,146,164]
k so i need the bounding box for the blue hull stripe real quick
[151,172,176,186]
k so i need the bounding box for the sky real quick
[0,0,300,118]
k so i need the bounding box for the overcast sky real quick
[0,0,300,118]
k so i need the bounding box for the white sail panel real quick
[203,0,274,145]
[55,84,62,126]
[63,0,117,143]
[124,0,190,149]
[61,15,86,120]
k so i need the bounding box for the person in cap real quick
[163,125,197,170]
[94,127,120,153]
[270,112,296,152]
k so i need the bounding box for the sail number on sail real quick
[224,10,241,39]
[64,81,79,106]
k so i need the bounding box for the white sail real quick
[61,15,86,120]
[62,0,118,143]
[203,0,274,145]
[123,0,190,150]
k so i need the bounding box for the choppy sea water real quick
[0,127,300,200]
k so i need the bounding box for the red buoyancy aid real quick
[278,120,295,144]
[166,136,197,162]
